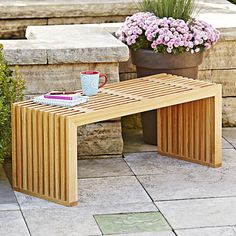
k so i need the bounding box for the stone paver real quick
[22,208,101,236]
[77,158,133,179]
[0,211,30,236]
[176,226,236,236]
[124,152,207,176]
[100,232,176,236]
[0,164,18,211]
[222,137,234,149]
[78,176,151,206]
[15,176,152,209]
[156,197,236,229]
[125,148,236,171]
[14,191,65,210]
[94,212,171,235]
[22,203,157,236]
[223,128,236,147]
[125,150,236,201]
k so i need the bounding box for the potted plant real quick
[116,0,220,145]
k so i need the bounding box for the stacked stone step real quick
[0,0,138,39]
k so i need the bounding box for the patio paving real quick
[0,128,236,236]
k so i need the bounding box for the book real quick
[33,95,89,107]
[44,92,82,100]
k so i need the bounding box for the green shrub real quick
[138,0,196,21]
[227,0,236,4]
[0,44,25,163]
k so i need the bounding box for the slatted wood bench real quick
[12,73,222,206]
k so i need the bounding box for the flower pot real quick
[131,49,204,145]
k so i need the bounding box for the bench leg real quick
[157,95,222,167]
[12,105,78,206]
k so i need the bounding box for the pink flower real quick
[167,47,172,53]
[116,14,220,53]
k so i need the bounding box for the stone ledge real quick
[0,0,138,19]
[0,25,129,65]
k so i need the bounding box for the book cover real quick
[33,95,89,107]
[44,92,82,100]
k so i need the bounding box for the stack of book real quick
[33,91,89,107]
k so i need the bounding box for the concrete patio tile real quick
[14,191,65,210]
[78,176,152,206]
[125,148,236,177]
[176,226,236,236]
[22,203,157,236]
[222,137,234,149]
[223,128,236,147]
[155,197,236,229]
[94,212,171,235]
[0,165,19,211]
[124,152,207,176]
[77,158,133,179]
[98,232,175,236]
[15,176,152,209]
[0,211,30,236]
[135,150,236,200]
[138,171,236,201]
[22,207,102,236]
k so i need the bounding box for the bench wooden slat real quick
[12,73,222,207]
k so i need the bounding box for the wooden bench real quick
[12,73,222,206]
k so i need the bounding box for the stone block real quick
[119,54,136,73]
[26,25,129,64]
[198,69,236,96]
[2,25,129,65]
[223,97,236,126]
[77,121,123,157]
[121,114,142,130]
[119,72,137,81]
[1,40,48,65]
[0,0,138,19]
[48,16,127,25]
[0,19,47,39]
[17,63,119,95]
[200,41,236,70]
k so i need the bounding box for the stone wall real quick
[119,29,236,127]
[0,0,138,39]
[2,0,236,39]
